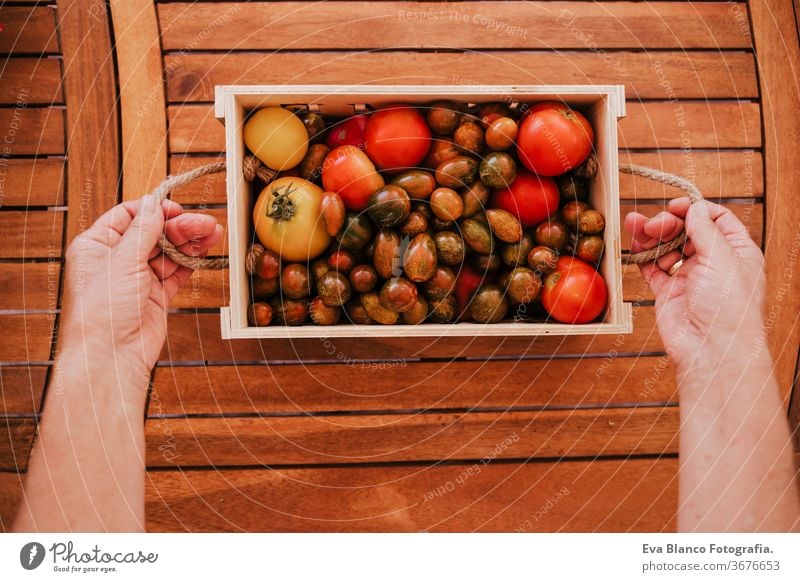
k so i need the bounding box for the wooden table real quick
[1,0,799,532]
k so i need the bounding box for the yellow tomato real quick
[253,177,331,261]
[244,107,308,171]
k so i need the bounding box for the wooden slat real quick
[109,0,168,201]
[0,6,59,53]
[168,155,225,204]
[145,406,679,467]
[0,210,64,259]
[0,470,24,532]
[167,102,761,154]
[169,151,762,206]
[0,419,36,471]
[151,356,677,417]
[0,107,64,155]
[145,457,677,532]
[0,57,63,104]
[164,51,757,102]
[0,262,60,310]
[57,0,120,242]
[0,158,65,206]
[170,267,227,309]
[0,366,47,415]
[0,314,54,362]
[750,0,800,405]
[619,150,763,200]
[158,2,751,50]
[162,306,663,363]
[619,101,760,149]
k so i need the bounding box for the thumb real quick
[684,201,720,258]
[119,195,164,262]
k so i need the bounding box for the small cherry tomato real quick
[541,256,607,324]
[325,114,368,149]
[365,105,431,171]
[322,145,385,211]
[517,102,594,176]
[489,169,559,228]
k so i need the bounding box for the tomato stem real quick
[267,182,297,222]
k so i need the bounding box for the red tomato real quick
[454,263,485,321]
[325,114,368,149]
[489,169,559,228]
[517,102,593,176]
[321,145,385,211]
[541,257,607,324]
[365,105,431,171]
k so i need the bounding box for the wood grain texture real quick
[145,457,677,532]
[165,51,756,102]
[157,2,751,50]
[162,305,662,364]
[0,107,64,155]
[167,101,761,153]
[150,356,677,417]
[145,406,679,467]
[0,57,63,104]
[57,0,120,242]
[0,6,59,53]
[0,158,65,206]
[618,150,762,200]
[109,0,169,201]
[0,366,47,415]
[168,151,762,206]
[0,419,36,470]
[0,471,24,532]
[750,0,800,405]
[0,314,55,362]
[0,262,60,310]
[0,210,64,258]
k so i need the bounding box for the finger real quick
[666,196,692,218]
[164,213,219,248]
[685,201,725,258]
[625,211,658,252]
[177,223,224,257]
[118,195,165,262]
[656,249,683,272]
[149,252,181,281]
[84,198,183,249]
[639,261,670,296]
[643,211,685,243]
[161,266,194,302]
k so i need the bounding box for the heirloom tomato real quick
[244,107,308,171]
[253,177,331,262]
[540,257,607,324]
[489,169,559,228]
[325,114,368,149]
[516,102,593,176]
[364,105,431,171]
[322,145,385,211]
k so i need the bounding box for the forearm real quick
[13,345,149,532]
[676,337,800,532]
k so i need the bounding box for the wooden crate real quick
[215,85,631,339]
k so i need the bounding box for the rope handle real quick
[146,156,703,271]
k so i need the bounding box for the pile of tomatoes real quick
[243,100,607,327]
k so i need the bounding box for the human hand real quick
[625,197,765,371]
[60,195,223,383]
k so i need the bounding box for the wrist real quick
[53,342,151,415]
